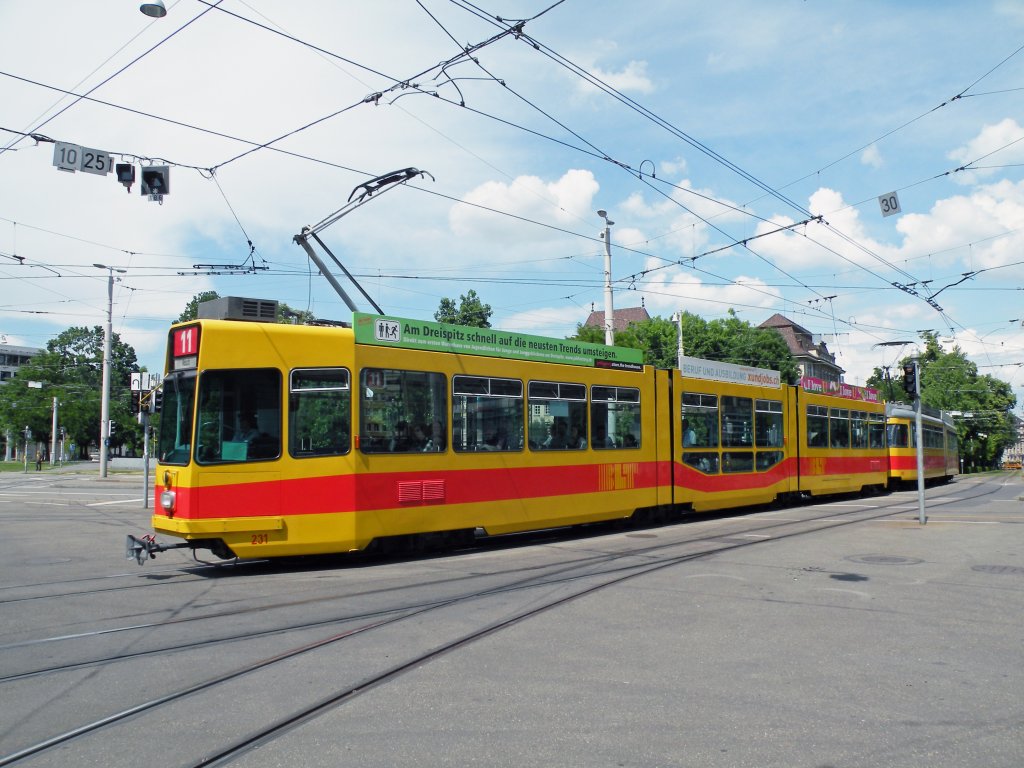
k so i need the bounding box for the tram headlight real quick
[160,490,176,513]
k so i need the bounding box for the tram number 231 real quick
[250,533,270,545]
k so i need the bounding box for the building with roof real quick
[0,343,41,385]
[582,302,651,334]
[759,313,844,383]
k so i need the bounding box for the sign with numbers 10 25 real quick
[52,142,114,176]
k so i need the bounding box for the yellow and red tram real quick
[132,299,946,564]
[886,403,958,486]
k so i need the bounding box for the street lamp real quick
[671,311,685,370]
[140,1,167,18]
[94,263,126,478]
[597,209,615,345]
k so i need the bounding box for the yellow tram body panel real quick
[674,367,795,512]
[796,383,888,496]
[673,367,887,512]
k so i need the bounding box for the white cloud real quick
[861,144,883,168]
[751,187,899,274]
[947,118,1024,184]
[498,305,589,338]
[895,179,1024,271]
[589,60,654,94]
[450,169,599,245]
[659,157,687,177]
[641,265,781,319]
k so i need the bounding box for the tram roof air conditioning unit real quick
[198,297,278,323]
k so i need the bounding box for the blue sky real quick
[2,1,1024,405]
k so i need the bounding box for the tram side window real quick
[756,451,784,472]
[830,408,850,449]
[721,396,753,447]
[684,453,719,474]
[947,429,958,455]
[681,392,718,448]
[807,405,828,448]
[752,399,784,472]
[850,411,869,449]
[723,452,754,473]
[869,414,887,448]
[360,368,447,454]
[591,386,641,449]
[195,369,281,464]
[289,368,350,458]
[452,375,523,452]
[925,426,944,449]
[529,381,587,449]
[755,399,783,447]
[887,423,909,448]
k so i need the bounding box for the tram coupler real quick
[125,534,191,566]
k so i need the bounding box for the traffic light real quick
[902,362,917,398]
[150,387,162,414]
[131,391,142,414]
[108,421,117,436]
[140,165,170,202]
[116,163,135,193]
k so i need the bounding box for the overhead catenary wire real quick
[427,12,948,312]
[3,5,1012,317]
[4,0,1019,372]
[0,1,227,159]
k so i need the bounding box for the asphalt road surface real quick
[1,470,1022,767]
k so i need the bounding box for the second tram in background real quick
[885,403,958,486]
[130,297,957,564]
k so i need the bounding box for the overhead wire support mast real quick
[293,167,434,314]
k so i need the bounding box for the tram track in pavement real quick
[0,474,989,653]
[0,474,1008,766]
[0,470,988,610]
[0,476,1001,681]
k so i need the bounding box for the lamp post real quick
[94,263,126,478]
[50,395,58,467]
[597,209,615,345]
[672,311,685,370]
[139,1,167,18]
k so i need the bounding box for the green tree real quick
[0,374,53,460]
[917,334,1016,470]
[867,332,1018,470]
[574,316,680,369]
[864,365,904,403]
[177,290,221,322]
[435,290,492,328]
[0,327,140,460]
[277,302,316,325]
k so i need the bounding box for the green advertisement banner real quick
[353,313,644,370]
